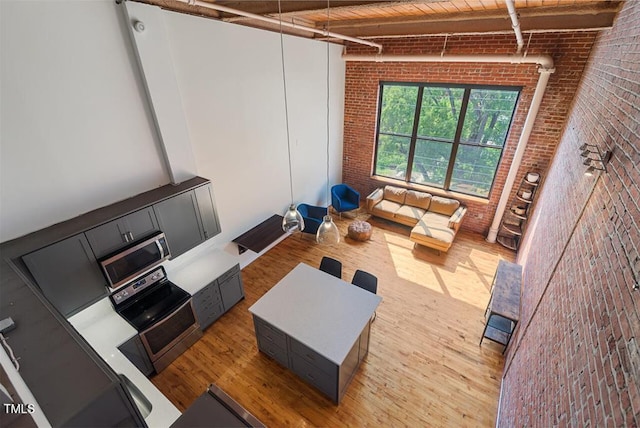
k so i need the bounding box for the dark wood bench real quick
[480,260,522,352]
[232,214,286,254]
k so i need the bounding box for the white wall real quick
[0,0,345,250]
[0,0,168,243]
[163,10,345,246]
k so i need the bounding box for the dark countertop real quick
[0,256,116,426]
[170,384,265,428]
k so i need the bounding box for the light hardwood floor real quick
[152,213,515,427]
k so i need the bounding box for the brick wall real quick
[499,1,640,425]
[343,33,596,234]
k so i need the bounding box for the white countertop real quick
[0,340,51,427]
[68,297,181,428]
[248,263,382,365]
[167,247,238,295]
[67,244,241,428]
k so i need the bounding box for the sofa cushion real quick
[373,199,403,216]
[383,186,407,204]
[428,196,460,216]
[405,190,432,210]
[394,205,426,225]
[410,212,455,245]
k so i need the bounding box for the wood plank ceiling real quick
[135,0,622,42]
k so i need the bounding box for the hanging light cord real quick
[278,0,294,204]
[325,0,330,215]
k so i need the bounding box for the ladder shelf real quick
[496,172,542,251]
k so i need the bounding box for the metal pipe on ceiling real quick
[341,53,554,69]
[179,0,383,52]
[486,67,554,244]
[355,27,608,39]
[505,0,525,53]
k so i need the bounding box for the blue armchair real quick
[297,203,327,235]
[331,184,360,216]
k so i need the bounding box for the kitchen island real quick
[249,263,381,403]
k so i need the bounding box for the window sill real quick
[370,176,491,205]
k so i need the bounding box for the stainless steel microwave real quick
[99,231,171,289]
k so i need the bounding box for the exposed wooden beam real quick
[131,0,343,41]
[327,13,617,38]
[219,18,327,39]
[136,0,221,19]
[210,0,391,17]
[225,15,318,30]
[132,0,621,40]
[323,4,620,37]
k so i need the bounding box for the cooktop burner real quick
[110,266,190,332]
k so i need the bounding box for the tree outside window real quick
[374,82,520,198]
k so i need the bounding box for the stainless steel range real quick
[110,266,202,373]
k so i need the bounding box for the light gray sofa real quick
[366,185,467,253]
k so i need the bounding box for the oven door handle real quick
[155,239,165,259]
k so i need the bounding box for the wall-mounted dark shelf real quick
[232,214,286,254]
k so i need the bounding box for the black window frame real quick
[373,81,522,199]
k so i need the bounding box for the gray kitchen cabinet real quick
[118,335,155,377]
[153,191,204,258]
[288,331,362,402]
[289,339,339,399]
[153,184,221,259]
[0,260,145,427]
[190,264,243,331]
[22,234,108,317]
[253,314,370,403]
[86,207,159,259]
[218,265,244,311]
[194,183,221,239]
[192,280,224,331]
[253,317,289,368]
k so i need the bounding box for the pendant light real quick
[278,0,305,234]
[316,1,340,245]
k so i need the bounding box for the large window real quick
[374,82,520,198]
